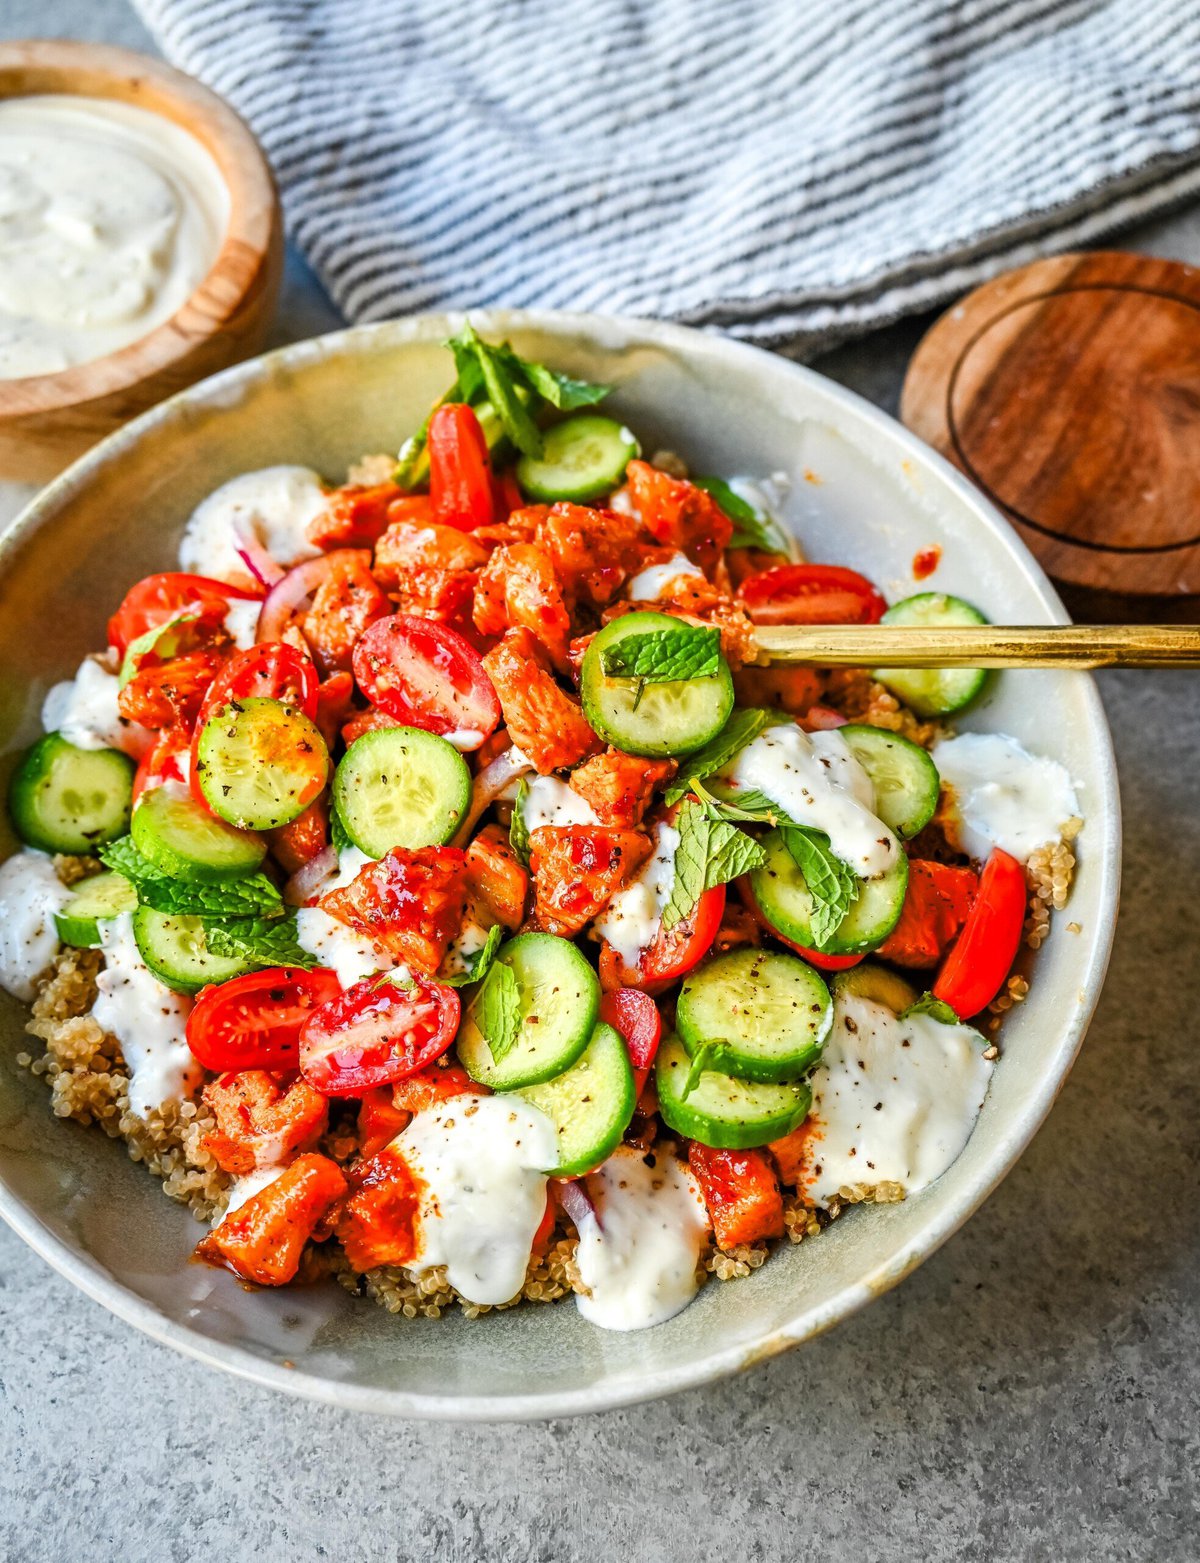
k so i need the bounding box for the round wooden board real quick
[900,251,1200,619]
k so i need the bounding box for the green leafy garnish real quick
[204,916,317,969]
[118,608,203,689]
[778,826,859,949]
[694,476,789,554]
[901,992,961,1026]
[441,922,504,988]
[599,625,721,684]
[662,798,766,932]
[688,778,789,827]
[680,1041,720,1100]
[98,837,285,919]
[509,777,532,867]
[664,710,787,805]
[476,958,522,1064]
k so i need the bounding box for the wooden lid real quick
[901,251,1200,620]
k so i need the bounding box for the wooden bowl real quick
[0,40,283,482]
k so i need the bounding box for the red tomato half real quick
[599,987,663,1097]
[933,848,1026,1017]
[352,614,500,749]
[739,564,887,626]
[428,404,494,530]
[186,967,342,1073]
[132,727,190,805]
[300,975,461,1097]
[108,572,261,656]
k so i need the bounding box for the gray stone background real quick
[0,4,1197,1560]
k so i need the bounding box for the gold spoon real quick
[752,623,1200,669]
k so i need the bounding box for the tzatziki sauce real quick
[293,907,398,990]
[626,552,704,602]
[801,990,994,1208]
[41,655,150,758]
[0,96,228,378]
[178,467,329,583]
[722,723,898,877]
[592,820,679,965]
[92,912,200,1116]
[398,1095,557,1306]
[574,1145,709,1331]
[932,732,1080,863]
[0,849,70,1002]
[521,774,601,832]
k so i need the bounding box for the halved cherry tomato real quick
[600,884,726,994]
[352,613,500,749]
[186,967,342,1073]
[299,975,461,1097]
[739,564,887,626]
[132,727,190,804]
[735,876,864,971]
[599,988,662,1096]
[107,572,261,656]
[428,404,494,530]
[932,847,1026,1018]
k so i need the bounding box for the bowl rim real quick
[0,308,1122,1420]
[0,38,278,414]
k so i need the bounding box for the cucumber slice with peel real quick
[839,724,941,839]
[9,733,134,854]
[54,870,137,948]
[333,726,470,858]
[516,415,640,503]
[751,829,909,955]
[831,962,919,1015]
[517,1021,636,1176]
[132,905,254,993]
[456,931,600,1090]
[676,948,832,1083]
[197,696,329,831]
[874,593,989,718]
[656,1035,811,1150]
[580,610,734,759]
[132,785,266,883]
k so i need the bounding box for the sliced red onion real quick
[256,555,336,644]
[554,1177,599,1233]
[233,521,286,589]
[284,845,338,906]
[451,745,535,848]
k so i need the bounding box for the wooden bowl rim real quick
[0,39,279,416]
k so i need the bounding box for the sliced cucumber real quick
[333,726,470,858]
[831,962,918,1015]
[456,931,600,1090]
[656,1035,811,1150]
[197,696,329,831]
[580,610,734,759]
[132,785,266,883]
[874,593,989,717]
[516,415,640,503]
[54,870,137,948]
[132,905,253,993]
[8,733,134,854]
[752,830,909,955]
[517,1021,636,1177]
[676,948,832,1083]
[839,724,940,839]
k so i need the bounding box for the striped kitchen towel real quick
[134,0,1200,352]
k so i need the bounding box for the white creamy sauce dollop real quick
[574,1145,709,1331]
[178,467,328,583]
[592,820,679,965]
[399,1095,557,1306]
[293,907,397,990]
[216,1164,285,1227]
[932,733,1080,864]
[221,597,262,651]
[92,912,199,1116]
[0,849,70,1002]
[41,655,150,758]
[626,552,704,601]
[802,991,994,1208]
[0,96,228,379]
[522,775,600,832]
[723,723,898,877]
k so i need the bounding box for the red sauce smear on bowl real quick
[912,545,941,580]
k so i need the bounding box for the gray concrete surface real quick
[1,4,1197,1560]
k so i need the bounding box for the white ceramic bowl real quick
[0,312,1120,1419]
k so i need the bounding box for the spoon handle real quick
[752,623,1200,669]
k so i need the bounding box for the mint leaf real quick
[694,476,788,554]
[664,709,786,805]
[98,838,284,919]
[689,778,792,827]
[513,358,610,411]
[118,608,203,689]
[662,798,765,932]
[778,826,858,949]
[476,958,521,1063]
[471,340,545,459]
[99,835,164,884]
[205,915,317,969]
[509,777,532,867]
[901,992,961,1025]
[330,800,353,856]
[441,922,504,988]
[599,625,721,683]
